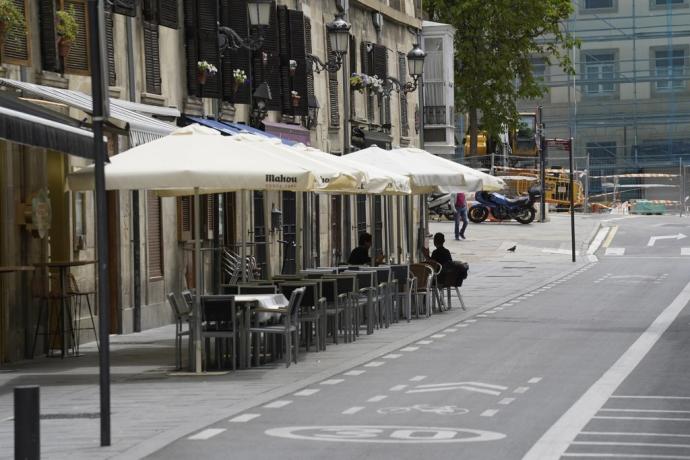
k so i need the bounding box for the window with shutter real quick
[112,0,136,17]
[39,0,58,71]
[251,2,280,111]
[398,52,409,137]
[304,17,315,115]
[158,0,178,29]
[349,34,356,118]
[288,9,307,116]
[147,192,164,279]
[105,9,116,86]
[143,0,158,22]
[222,0,250,104]
[183,0,198,96]
[177,196,192,241]
[277,6,291,113]
[63,0,90,75]
[3,0,29,65]
[373,44,389,129]
[196,0,221,98]
[361,42,374,123]
[144,21,162,94]
[327,36,339,128]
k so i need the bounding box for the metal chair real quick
[390,264,412,322]
[68,273,99,353]
[166,292,192,370]
[437,262,468,311]
[410,263,434,318]
[279,281,326,352]
[249,287,305,368]
[425,259,447,313]
[201,295,237,370]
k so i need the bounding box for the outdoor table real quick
[33,260,96,358]
[233,293,288,369]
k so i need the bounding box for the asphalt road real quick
[149,216,690,460]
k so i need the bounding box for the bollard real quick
[14,385,40,460]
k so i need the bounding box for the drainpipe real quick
[126,16,142,333]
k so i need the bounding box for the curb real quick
[114,258,591,460]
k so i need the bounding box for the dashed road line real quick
[416,340,433,345]
[188,428,226,440]
[476,314,488,318]
[682,247,690,256]
[443,328,458,332]
[390,384,407,392]
[229,413,260,423]
[409,375,427,382]
[599,408,690,414]
[263,400,292,409]
[594,415,690,421]
[367,395,388,402]
[320,379,344,385]
[605,247,625,256]
[514,386,530,394]
[481,409,499,417]
[612,395,690,400]
[400,347,419,352]
[499,398,516,405]
[294,389,320,396]
[457,324,469,328]
[342,406,365,415]
[528,377,543,384]
[364,361,385,367]
[343,370,366,376]
[430,334,446,338]
[383,354,402,359]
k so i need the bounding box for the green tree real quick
[424,0,578,155]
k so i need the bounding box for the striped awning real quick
[0,78,177,146]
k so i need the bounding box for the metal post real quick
[569,138,576,263]
[680,158,683,217]
[369,195,376,267]
[241,190,247,282]
[193,188,202,373]
[14,386,40,460]
[584,153,590,214]
[88,0,111,445]
[539,106,546,223]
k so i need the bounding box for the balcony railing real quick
[424,106,447,125]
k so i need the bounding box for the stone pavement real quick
[0,214,603,460]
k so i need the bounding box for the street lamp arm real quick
[384,75,420,95]
[307,53,343,74]
[218,25,265,53]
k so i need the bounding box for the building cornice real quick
[352,0,423,29]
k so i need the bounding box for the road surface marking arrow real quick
[647,233,687,247]
[407,381,508,396]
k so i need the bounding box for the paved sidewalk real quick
[0,215,602,459]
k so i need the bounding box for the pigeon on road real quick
[507,245,517,252]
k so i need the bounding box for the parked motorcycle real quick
[469,186,541,224]
[428,193,455,220]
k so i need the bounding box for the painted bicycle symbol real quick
[377,404,469,416]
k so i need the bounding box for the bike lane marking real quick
[229,414,261,423]
[364,361,385,367]
[400,346,419,352]
[320,379,344,385]
[481,409,499,417]
[263,400,292,409]
[265,426,506,443]
[416,340,433,345]
[410,375,427,382]
[368,395,388,402]
[389,385,407,392]
[294,389,320,397]
[342,407,365,415]
[383,354,402,359]
[187,428,226,440]
[344,370,366,376]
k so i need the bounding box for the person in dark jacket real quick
[348,232,384,265]
[430,232,453,267]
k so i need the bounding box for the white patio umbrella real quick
[67,124,362,373]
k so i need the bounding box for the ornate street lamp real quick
[307,13,351,73]
[383,43,426,95]
[250,82,272,127]
[218,0,272,52]
[247,0,272,27]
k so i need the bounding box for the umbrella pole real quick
[387,196,394,265]
[193,187,202,373]
[241,190,247,282]
[369,194,376,267]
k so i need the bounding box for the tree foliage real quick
[424,0,578,153]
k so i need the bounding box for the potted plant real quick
[56,6,78,58]
[197,60,217,85]
[0,0,25,63]
[289,59,297,76]
[349,73,366,93]
[291,90,301,108]
[232,68,247,94]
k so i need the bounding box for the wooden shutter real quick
[63,0,90,75]
[206,194,216,239]
[147,192,164,279]
[288,9,307,116]
[222,0,250,104]
[177,196,192,241]
[373,44,387,80]
[112,0,137,17]
[39,0,58,71]
[197,0,221,98]
[105,9,116,86]
[251,2,280,111]
[158,0,178,29]
[398,52,409,137]
[327,35,339,128]
[305,17,315,116]
[362,42,373,122]
[360,41,370,75]
[183,0,198,96]
[143,0,158,22]
[143,21,162,94]
[277,5,291,113]
[3,0,29,65]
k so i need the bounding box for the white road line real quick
[581,431,690,438]
[498,398,515,405]
[430,334,446,338]
[612,395,690,400]
[457,324,469,328]
[367,395,388,402]
[342,406,365,415]
[476,314,488,318]
[320,379,344,385]
[594,415,690,421]
[409,375,427,382]
[588,227,610,255]
[364,361,385,367]
[682,247,690,256]
[416,340,433,345]
[600,408,690,414]
[523,278,690,460]
[572,441,690,449]
[229,413,260,423]
[294,389,320,396]
[416,381,508,390]
[485,311,497,315]
[514,386,530,394]
[187,428,226,440]
[444,328,458,332]
[562,455,690,459]
[263,400,292,409]
[494,307,504,311]
[383,354,402,359]
[464,319,477,323]
[528,377,543,384]
[343,370,365,376]
[400,347,419,352]
[605,247,625,256]
[390,384,407,392]
[481,409,499,417]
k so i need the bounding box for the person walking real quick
[452,192,468,240]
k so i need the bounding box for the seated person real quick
[430,232,453,267]
[423,233,468,286]
[348,232,385,265]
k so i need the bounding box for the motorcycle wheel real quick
[514,208,535,224]
[468,206,488,223]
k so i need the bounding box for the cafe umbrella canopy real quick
[67,124,364,373]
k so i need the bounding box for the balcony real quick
[424,106,447,125]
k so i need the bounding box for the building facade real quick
[0,0,424,363]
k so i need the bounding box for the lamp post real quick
[383,43,426,96]
[306,13,351,74]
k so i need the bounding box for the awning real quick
[0,92,95,159]
[352,128,392,150]
[0,78,176,146]
[187,117,297,145]
[186,116,237,135]
[262,121,311,146]
[223,121,297,145]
